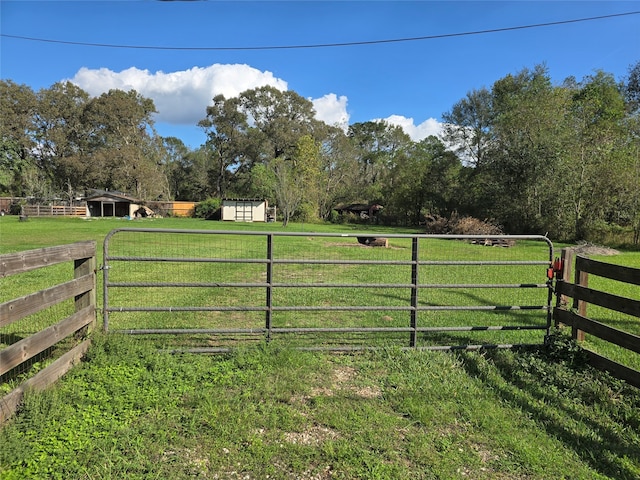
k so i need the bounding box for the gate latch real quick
[548,257,564,280]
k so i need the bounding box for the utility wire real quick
[2,11,639,51]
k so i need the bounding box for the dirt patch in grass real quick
[284,425,341,446]
[323,241,404,250]
[161,447,210,477]
[327,365,382,399]
[571,242,620,256]
[295,365,382,403]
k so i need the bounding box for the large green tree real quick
[32,82,91,198]
[625,60,640,113]
[441,87,494,168]
[347,120,412,203]
[486,65,571,235]
[252,134,321,226]
[622,61,640,244]
[385,136,461,225]
[81,89,169,199]
[2,81,170,201]
[237,86,321,163]
[160,137,211,201]
[201,86,329,224]
[316,127,360,220]
[198,94,249,198]
[564,70,628,239]
[0,80,38,196]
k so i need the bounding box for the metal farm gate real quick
[103,229,554,352]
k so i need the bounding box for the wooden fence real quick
[147,201,197,217]
[0,241,97,424]
[21,204,88,217]
[554,248,640,388]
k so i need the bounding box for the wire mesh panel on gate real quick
[103,229,553,351]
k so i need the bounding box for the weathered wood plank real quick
[0,306,95,376]
[0,241,96,278]
[573,256,589,341]
[74,255,97,327]
[583,349,640,389]
[553,308,640,354]
[555,281,640,319]
[0,339,91,424]
[576,255,640,286]
[0,273,94,328]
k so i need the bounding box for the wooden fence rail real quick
[21,205,88,217]
[0,241,96,424]
[554,248,640,388]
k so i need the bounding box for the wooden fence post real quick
[554,248,574,329]
[74,252,97,333]
[558,248,574,308]
[572,254,588,342]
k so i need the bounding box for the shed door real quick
[235,201,253,221]
[103,202,115,217]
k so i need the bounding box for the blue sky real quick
[1,1,639,148]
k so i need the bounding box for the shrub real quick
[331,211,361,225]
[424,212,503,235]
[327,209,341,224]
[193,198,221,220]
[450,215,503,236]
[423,214,450,234]
[292,202,319,223]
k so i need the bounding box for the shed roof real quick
[222,198,265,202]
[85,190,139,203]
[335,203,383,212]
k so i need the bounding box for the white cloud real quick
[311,93,349,131]
[380,115,444,141]
[67,64,439,144]
[68,64,288,125]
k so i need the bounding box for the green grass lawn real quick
[1,216,640,479]
[1,334,639,479]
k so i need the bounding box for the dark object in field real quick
[470,238,515,247]
[19,214,28,222]
[357,237,388,247]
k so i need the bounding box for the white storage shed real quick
[221,199,274,222]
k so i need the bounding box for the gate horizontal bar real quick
[106,256,549,267]
[106,256,268,264]
[106,306,268,312]
[108,282,270,288]
[107,282,549,289]
[298,343,541,352]
[105,227,552,242]
[117,328,266,335]
[106,304,549,313]
[116,325,545,336]
[271,325,545,333]
[417,305,549,311]
[168,343,542,354]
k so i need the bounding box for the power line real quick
[2,11,639,51]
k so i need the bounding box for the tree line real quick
[1,62,639,242]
